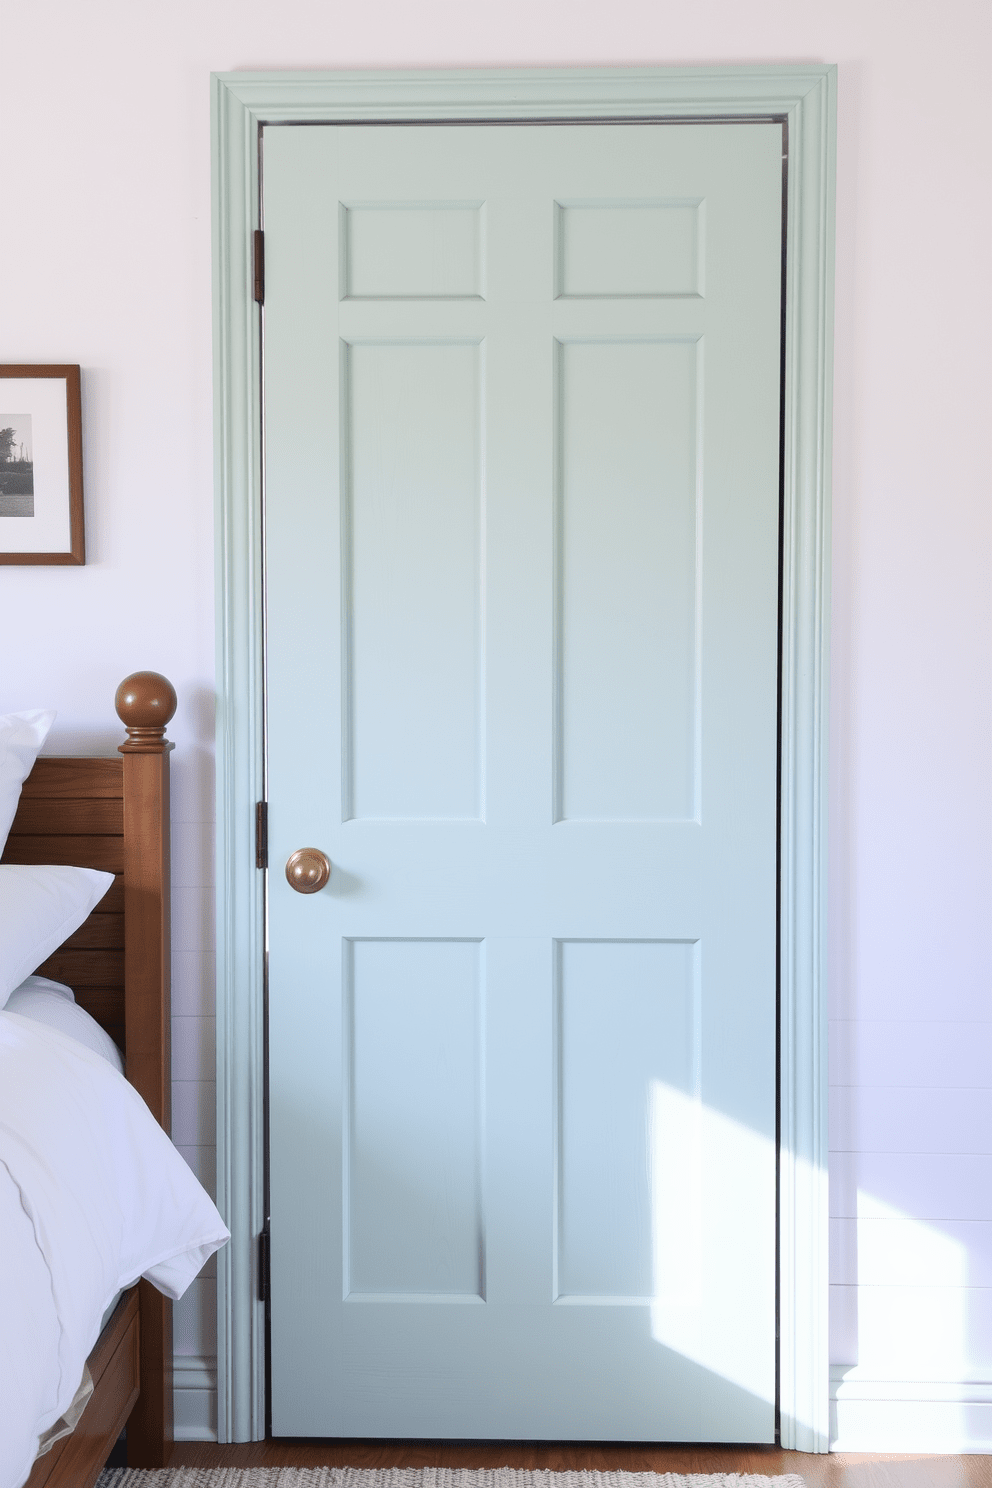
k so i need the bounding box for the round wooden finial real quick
[116,671,177,752]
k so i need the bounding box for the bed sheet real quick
[0,1011,229,1488]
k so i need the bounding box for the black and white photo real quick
[0,413,35,517]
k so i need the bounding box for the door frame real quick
[211,64,836,1451]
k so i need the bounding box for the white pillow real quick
[0,864,114,1008]
[0,710,55,852]
[6,977,124,1073]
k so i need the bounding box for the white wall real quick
[2,0,991,1452]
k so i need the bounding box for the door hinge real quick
[255,800,268,870]
[253,229,265,304]
[258,1224,270,1303]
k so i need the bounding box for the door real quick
[264,119,783,1441]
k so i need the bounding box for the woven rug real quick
[97,1470,806,1488]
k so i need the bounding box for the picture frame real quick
[0,364,85,565]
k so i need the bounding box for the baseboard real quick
[831,1367,992,1452]
[175,1359,992,1450]
[174,1354,218,1441]
[174,1357,992,1451]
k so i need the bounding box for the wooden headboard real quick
[7,757,127,1046]
[1,672,177,1470]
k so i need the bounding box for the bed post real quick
[116,671,177,1468]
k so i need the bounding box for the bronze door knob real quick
[285,848,331,894]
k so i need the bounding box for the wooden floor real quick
[172,1442,992,1488]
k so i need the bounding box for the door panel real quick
[345,938,484,1298]
[343,339,483,821]
[556,335,700,821]
[264,120,782,1441]
[555,938,699,1300]
[555,198,703,298]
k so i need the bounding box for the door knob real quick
[285,847,331,894]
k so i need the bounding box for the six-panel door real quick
[264,120,782,1440]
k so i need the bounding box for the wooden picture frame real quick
[0,364,85,565]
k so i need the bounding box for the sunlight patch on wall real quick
[844,1193,969,1378]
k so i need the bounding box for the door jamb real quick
[211,63,835,1451]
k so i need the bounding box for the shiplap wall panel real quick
[830,1151,992,1222]
[830,1088,992,1154]
[170,764,217,1433]
[172,1081,217,1146]
[830,1019,992,1089]
[173,1015,216,1083]
[831,1284,992,1372]
[831,945,992,1449]
[831,1218,992,1288]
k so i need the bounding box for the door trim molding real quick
[212,64,835,1449]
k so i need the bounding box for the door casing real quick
[211,63,836,1451]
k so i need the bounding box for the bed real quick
[0,673,226,1488]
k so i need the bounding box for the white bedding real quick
[0,1011,229,1488]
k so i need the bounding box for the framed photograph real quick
[0,365,84,565]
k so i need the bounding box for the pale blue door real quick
[264,120,782,1441]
